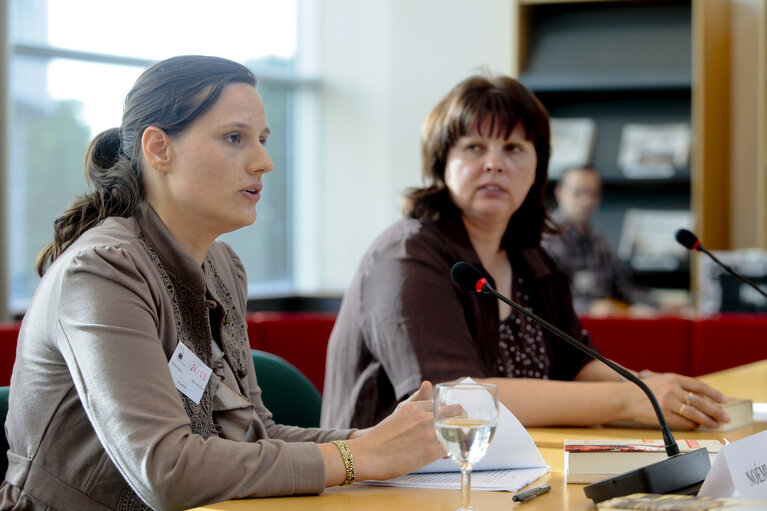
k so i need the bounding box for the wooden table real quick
[190,360,767,511]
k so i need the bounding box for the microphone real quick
[450,261,712,503]
[675,229,767,301]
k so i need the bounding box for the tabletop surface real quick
[189,359,767,511]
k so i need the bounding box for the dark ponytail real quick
[35,128,143,276]
[35,55,256,276]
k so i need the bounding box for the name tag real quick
[168,342,212,405]
[698,429,767,500]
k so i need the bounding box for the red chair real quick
[245,312,336,393]
[0,322,21,386]
[580,317,693,375]
[689,314,767,376]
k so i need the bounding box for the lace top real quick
[496,272,550,379]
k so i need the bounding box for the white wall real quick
[318,0,514,292]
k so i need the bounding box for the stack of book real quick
[565,439,724,484]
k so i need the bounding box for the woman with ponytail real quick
[1,55,443,511]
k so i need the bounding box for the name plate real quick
[168,342,212,405]
[698,429,767,500]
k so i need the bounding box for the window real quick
[6,0,316,313]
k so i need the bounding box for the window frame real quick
[0,1,321,319]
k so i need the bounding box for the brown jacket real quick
[1,204,351,511]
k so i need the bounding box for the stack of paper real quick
[360,381,550,492]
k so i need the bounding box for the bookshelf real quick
[512,0,731,290]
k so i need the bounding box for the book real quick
[597,492,767,510]
[698,398,754,432]
[565,439,724,484]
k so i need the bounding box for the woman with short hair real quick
[322,74,728,432]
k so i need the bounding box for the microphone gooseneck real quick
[449,261,712,503]
[674,229,767,301]
[450,262,679,456]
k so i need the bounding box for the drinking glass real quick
[433,382,499,511]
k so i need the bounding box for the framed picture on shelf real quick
[548,118,596,179]
[617,209,692,272]
[617,123,691,179]
[697,249,767,313]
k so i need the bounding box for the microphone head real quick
[675,229,700,250]
[450,262,485,291]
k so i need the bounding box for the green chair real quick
[0,386,9,477]
[250,350,322,428]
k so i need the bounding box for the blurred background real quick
[0,0,765,319]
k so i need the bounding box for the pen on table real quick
[512,485,551,503]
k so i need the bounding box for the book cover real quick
[565,439,724,484]
[597,492,767,510]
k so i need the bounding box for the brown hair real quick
[35,55,256,276]
[403,74,554,248]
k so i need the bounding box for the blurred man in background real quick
[543,166,660,317]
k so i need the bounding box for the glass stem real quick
[460,463,472,510]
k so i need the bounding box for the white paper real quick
[698,429,767,500]
[414,379,548,473]
[361,467,549,492]
[168,342,211,405]
[361,378,550,492]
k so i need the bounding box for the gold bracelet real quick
[331,440,356,486]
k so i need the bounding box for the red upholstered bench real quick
[0,314,337,394]
[0,322,21,386]
[580,316,693,375]
[1,312,763,392]
[688,314,767,376]
[245,312,336,394]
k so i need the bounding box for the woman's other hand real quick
[624,372,729,429]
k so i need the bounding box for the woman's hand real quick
[343,381,445,482]
[347,381,435,440]
[623,372,729,429]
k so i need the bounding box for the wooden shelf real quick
[521,70,691,93]
[513,0,731,292]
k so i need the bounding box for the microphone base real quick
[583,448,711,504]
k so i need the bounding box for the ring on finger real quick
[678,403,687,416]
[685,392,695,403]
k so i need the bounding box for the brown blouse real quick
[321,208,597,429]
